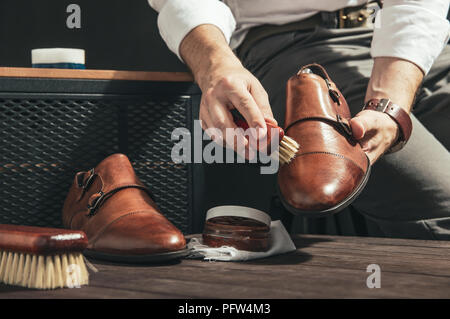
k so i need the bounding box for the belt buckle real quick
[338,9,346,29]
[338,3,380,29]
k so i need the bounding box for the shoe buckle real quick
[86,190,105,217]
[337,114,352,136]
[78,168,96,190]
[326,79,341,105]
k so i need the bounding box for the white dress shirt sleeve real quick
[371,0,450,75]
[148,0,236,61]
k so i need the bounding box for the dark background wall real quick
[0,0,187,71]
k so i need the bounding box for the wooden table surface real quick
[1,234,449,298]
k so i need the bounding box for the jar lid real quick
[31,48,85,65]
[206,205,271,227]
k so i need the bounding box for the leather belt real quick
[236,1,382,59]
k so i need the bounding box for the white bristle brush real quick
[0,224,89,289]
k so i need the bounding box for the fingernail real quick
[265,117,278,126]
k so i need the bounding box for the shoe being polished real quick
[277,64,370,217]
[62,153,188,262]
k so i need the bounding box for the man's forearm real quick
[179,24,242,91]
[365,57,424,112]
[349,57,424,164]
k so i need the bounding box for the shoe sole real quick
[83,247,191,264]
[276,155,371,218]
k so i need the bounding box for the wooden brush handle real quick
[0,224,88,255]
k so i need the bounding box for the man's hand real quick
[350,110,399,164]
[352,57,424,165]
[180,24,276,159]
[199,60,276,158]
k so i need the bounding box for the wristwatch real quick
[363,98,412,153]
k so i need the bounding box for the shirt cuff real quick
[155,0,236,61]
[371,3,450,75]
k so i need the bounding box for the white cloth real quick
[148,0,450,74]
[186,220,296,261]
[148,0,236,60]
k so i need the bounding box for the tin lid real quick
[32,48,85,65]
[206,205,271,227]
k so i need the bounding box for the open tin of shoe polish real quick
[202,206,271,252]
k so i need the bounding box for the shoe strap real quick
[285,115,352,137]
[86,183,154,217]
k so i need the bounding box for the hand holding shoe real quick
[350,109,400,165]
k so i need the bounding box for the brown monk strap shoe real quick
[62,153,188,263]
[277,64,370,217]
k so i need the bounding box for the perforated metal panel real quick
[127,98,191,232]
[0,79,197,234]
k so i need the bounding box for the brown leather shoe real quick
[62,153,188,262]
[277,64,370,217]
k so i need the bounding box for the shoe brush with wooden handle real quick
[0,224,89,289]
[231,109,299,165]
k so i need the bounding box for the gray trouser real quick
[238,26,450,240]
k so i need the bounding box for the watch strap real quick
[363,98,412,152]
